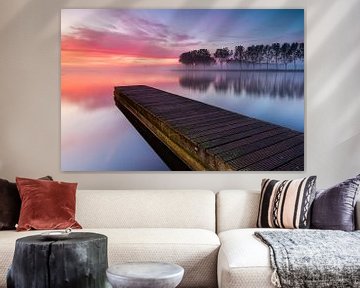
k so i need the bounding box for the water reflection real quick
[61,67,179,111]
[179,71,304,98]
[61,67,304,171]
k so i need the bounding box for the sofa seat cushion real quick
[218,228,282,288]
[0,228,219,288]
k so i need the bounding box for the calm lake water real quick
[61,67,304,171]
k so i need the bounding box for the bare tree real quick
[290,42,299,70]
[246,45,258,69]
[214,48,233,69]
[271,43,281,70]
[263,45,272,70]
[234,45,245,69]
[255,45,264,69]
[281,43,291,70]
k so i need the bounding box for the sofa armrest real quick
[356,200,360,230]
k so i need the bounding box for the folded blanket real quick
[255,230,360,288]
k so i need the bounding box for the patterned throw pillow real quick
[257,176,317,229]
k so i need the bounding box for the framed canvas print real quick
[61,9,304,171]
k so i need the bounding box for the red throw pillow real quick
[16,177,82,231]
[0,176,53,230]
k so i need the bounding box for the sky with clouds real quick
[61,9,304,67]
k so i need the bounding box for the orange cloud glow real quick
[61,51,178,67]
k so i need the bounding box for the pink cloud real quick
[62,27,180,59]
[62,11,201,60]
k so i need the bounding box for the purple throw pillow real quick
[311,174,360,231]
[0,179,20,230]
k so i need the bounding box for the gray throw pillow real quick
[311,174,360,231]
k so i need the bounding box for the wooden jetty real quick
[114,85,304,171]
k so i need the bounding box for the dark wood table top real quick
[16,232,107,245]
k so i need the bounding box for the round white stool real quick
[106,262,184,288]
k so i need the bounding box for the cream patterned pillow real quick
[257,176,317,229]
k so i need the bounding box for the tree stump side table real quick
[7,232,108,288]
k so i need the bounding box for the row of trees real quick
[179,42,304,70]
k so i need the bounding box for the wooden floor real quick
[114,85,304,171]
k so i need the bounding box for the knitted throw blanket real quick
[255,230,360,288]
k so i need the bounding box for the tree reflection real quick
[179,75,213,92]
[179,71,304,98]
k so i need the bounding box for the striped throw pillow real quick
[257,176,317,229]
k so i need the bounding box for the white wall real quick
[0,0,359,190]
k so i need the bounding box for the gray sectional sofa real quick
[0,189,359,288]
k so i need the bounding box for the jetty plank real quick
[200,124,275,150]
[275,156,304,171]
[227,135,304,170]
[114,85,304,171]
[214,131,298,162]
[242,144,304,171]
[207,127,288,155]
[170,113,241,129]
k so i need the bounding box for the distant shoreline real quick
[170,69,304,73]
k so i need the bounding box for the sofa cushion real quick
[16,177,81,231]
[216,190,260,233]
[218,228,278,288]
[76,190,216,231]
[0,228,220,288]
[257,177,317,229]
